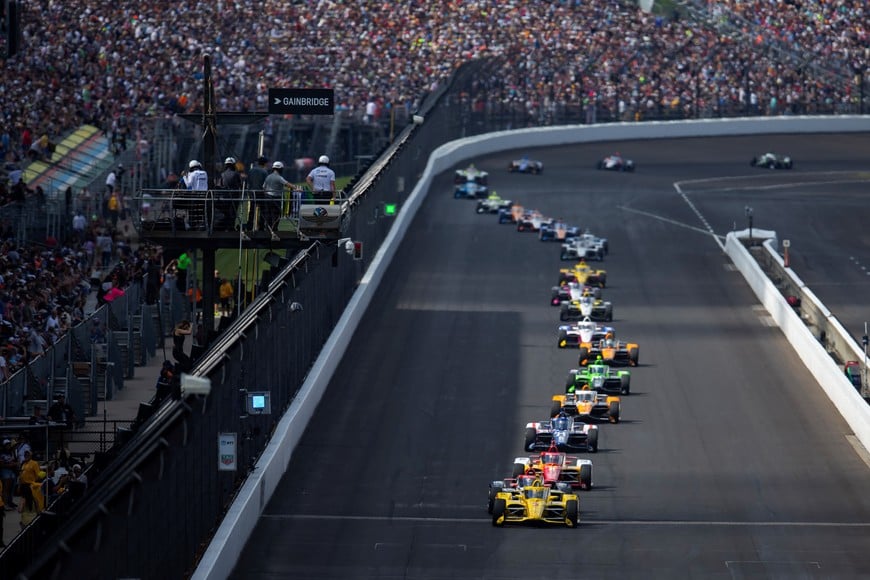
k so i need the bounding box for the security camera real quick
[290,302,303,313]
[412,114,424,125]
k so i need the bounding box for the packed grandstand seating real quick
[0,0,866,167]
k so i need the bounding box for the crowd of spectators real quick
[0,0,866,164]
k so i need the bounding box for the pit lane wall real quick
[193,115,870,580]
[726,231,870,449]
[751,238,866,386]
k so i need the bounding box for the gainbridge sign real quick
[268,88,334,115]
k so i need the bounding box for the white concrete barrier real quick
[727,233,870,449]
[193,115,870,580]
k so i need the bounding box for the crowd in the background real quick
[1,0,867,163]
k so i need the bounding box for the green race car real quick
[565,362,630,395]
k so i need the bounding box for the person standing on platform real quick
[245,155,269,235]
[306,155,336,202]
[263,161,292,242]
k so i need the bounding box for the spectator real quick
[172,320,193,373]
[71,464,87,489]
[48,394,76,429]
[17,482,38,530]
[0,440,17,508]
[72,211,87,238]
[17,449,39,487]
[105,167,117,197]
[219,278,234,317]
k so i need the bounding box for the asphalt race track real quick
[230,134,870,580]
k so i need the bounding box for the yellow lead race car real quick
[558,260,607,288]
[491,479,580,528]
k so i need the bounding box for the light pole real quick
[745,206,753,245]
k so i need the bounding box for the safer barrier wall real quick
[726,233,870,448]
[193,114,870,580]
[756,237,870,395]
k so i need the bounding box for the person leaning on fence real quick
[306,155,336,202]
[263,161,292,241]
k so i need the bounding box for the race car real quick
[490,478,579,528]
[454,163,488,184]
[516,210,548,232]
[498,204,524,224]
[551,390,621,424]
[475,192,513,214]
[510,442,593,490]
[487,472,546,514]
[560,232,608,261]
[565,362,631,395]
[454,180,488,199]
[507,157,544,174]
[557,317,614,348]
[597,153,635,172]
[539,220,580,242]
[550,282,602,307]
[560,295,613,322]
[750,153,793,170]
[578,334,639,367]
[525,414,599,453]
[558,261,607,288]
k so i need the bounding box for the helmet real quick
[257,155,268,164]
[318,155,330,164]
[605,332,613,340]
[272,161,284,170]
[224,157,236,165]
[189,160,201,169]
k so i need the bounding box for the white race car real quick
[561,232,608,261]
[597,154,634,172]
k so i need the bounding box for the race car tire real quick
[517,224,525,232]
[620,374,631,395]
[454,190,462,199]
[626,165,635,173]
[550,399,563,418]
[608,401,620,424]
[565,373,577,390]
[476,204,485,214]
[492,499,507,527]
[628,346,639,367]
[565,499,579,527]
[596,161,603,170]
[559,306,570,322]
[604,307,613,322]
[586,429,598,453]
[487,486,498,514]
[579,464,592,490]
[750,158,757,167]
[511,462,526,479]
[785,160,793,169]
[578,346,590,366]
[767,161,775,169]
[524,427,537,451]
